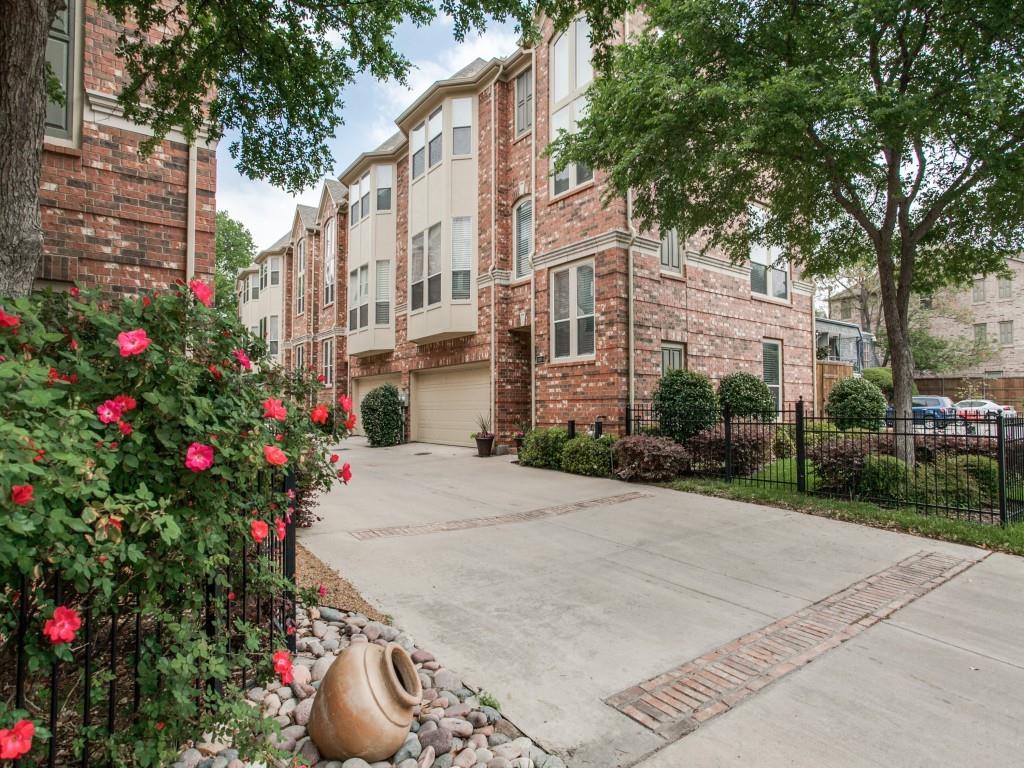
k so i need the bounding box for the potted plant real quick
[513,429,526,451]
[472,415,495,457]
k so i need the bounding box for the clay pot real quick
[307,641,422,761]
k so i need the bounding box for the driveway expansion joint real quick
[606,550,985,739]
[348,491,654,540]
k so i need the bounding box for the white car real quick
[953,399,1018,419]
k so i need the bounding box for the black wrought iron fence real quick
[3,474,297,767]
[624,400,1024,526]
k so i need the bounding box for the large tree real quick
[0,0,536,297]
[551,0,1024,463]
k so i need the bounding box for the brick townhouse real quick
[280,15,815,446]
[236,232,288,365]
[36,0,216,293]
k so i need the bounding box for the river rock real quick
[419,726,453,755]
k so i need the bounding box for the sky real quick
[215,16,521,252]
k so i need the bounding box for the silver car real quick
[953,399,1018,419]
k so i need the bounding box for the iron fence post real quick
[625,405,632,436]
[795,397,807,493]
[284,471,298,652]
[723,403,733,482]
[594,419,603,439]
[997,415,1008,526]
[567,419,576,439]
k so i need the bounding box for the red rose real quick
[142,295,152,307]
[317,584,327,598]
[113,394,137,412]
[69,286,80,298]
[329,454,339,464]
[11,484,33,505]
[272,649,293,685]
[0,308,20,331]
[185,442,214,472]
[0,719,34,760]
[310,404,329,424]
[43,606,81,645]
[263,398,287,421]
[275,433,284,442]
[189,279,214,307]
[275,517,286,540]
[338,394,353,413]
[263,445,288,466]
[233,349,252,371]
[339,462,352,485]
[96,400,123,424]
[118,421,133,436]
[116,329,151,357]
[345,411,357,431]
[250,519,269,544]
[207,364,222,380]
[70,338,78,351]
[317,374,326,384]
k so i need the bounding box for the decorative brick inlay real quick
[607,550,984,737]
[349,491,652,540]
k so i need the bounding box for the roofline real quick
[394,58,503,131]
[339,138,408,185]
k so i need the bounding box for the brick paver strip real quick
[607,550,985,739]
[348,491,653,540]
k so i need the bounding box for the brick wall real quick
[38,1,215,293]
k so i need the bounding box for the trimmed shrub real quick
[862,367,894,400]
[361,383,403,447]
[808,437,883,495]
[718,372,776,420]
[856,455,912,501]
[687,424,774,477]
[805,420,841,449]
[518,427,568,469]
[613,435,690,482]
[654,370,720,442]
[826,376,888,430]
[914,460,981,510]
[772,425,795,459]
[561,434,617,477]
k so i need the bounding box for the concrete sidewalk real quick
[301,439,1024,767]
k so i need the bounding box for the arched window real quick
[513,198,533,279]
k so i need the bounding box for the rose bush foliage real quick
[0,284,343,765]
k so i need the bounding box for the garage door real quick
[411,364,490,447]
[351,374,402,437]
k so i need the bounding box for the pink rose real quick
[189,279,214,307]
[263,445,288,466]
[96,400,123,424]
[116,329,151,357]
[185,442,214,472]
[233,349,252,371]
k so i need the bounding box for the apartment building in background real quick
[273,16,815,446]
[38,0,216,293]
[236,233,287,365]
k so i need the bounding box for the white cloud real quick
[216,171,321,252]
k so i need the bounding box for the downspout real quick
[186,142,198,279]
[623,14,636,422]
[530,47,538,429]
[489,61,505,436]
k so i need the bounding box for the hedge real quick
[561,435,617,477]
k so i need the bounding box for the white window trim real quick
[428,107,443,169]
[410,231,426,314]
[426,222,442,307]
[550,259,596,362]
[323,218,336,307]
[513,197,533,280]
[295,239,306,315]
[322,339,334,385]
[411,122,426,181]
[762,338,783,412]
[661,342,686,373]
[549,18,594,198]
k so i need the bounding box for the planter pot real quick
[307,641,422,761]
[514,436,525,451]
[475,435,494,457]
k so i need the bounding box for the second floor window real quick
[411,123,426,179]
[295,239,305,314]
[749,207,787,300]
[428,108,443,167]
[411,232,424,311]
[46,6,75,141]
[552,261,595,359]
[323,339,333,385]
[973,278,986,303]
[375,260,391,324]
[975,322,987,345]
[349,182,359,225]
[348,266,369,330]
[376,165,392,211]
[660,229,680,271]
[515,69,533,134]
[427,223,442,305]
[1000,320,1014,346]
[514,199,532,279]
[550,18,594,196]
[451,217,472,300]
[360,173,370,219]
[268,315,279,357]
[999,276,1013,299]
[260,262,268,289]
[270,256,280,286]
[452,98,472,156]
[249,274,259,301]
[323,218,336,305]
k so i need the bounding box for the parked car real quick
[885,396,958,429]
[953,399,1018,419]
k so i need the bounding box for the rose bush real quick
[0,283,343,765]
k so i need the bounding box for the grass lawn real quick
[663,475,1024,557]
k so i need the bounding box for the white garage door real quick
[412,364,490,447]
[351,374,402,437]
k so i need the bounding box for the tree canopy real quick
[214,211,256,313]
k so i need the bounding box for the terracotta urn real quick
[307,641,422,761]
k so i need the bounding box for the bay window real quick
[411,123,426,179]
[323,218,336,305]
[410,232,425,311]
[427,223,442,305]
[550,17,594,196]
[375,260,391,324]
[552,261,595,359]
[268,315,279,357]
[428,108,443,168]
[452,98,472,156]
[451,217,472,300]
[376,165,392,211]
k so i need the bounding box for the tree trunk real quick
[0,0,55,298]
[876,242,915,467]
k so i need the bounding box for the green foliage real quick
[772,425,795,459]
[214,211,256,315]
[613,435,690,482]
[361,384,403,447]
[718,372,776,420]
[0,284,339,764]
[856,456,911,501]
[688,424,774,477]
[654,370,720,442]
[518,427,568,469]
[560,434,616,477]
[94,0,539,192]
[478,691,501,711]
[826,377,888,430]
[861,368,894,400]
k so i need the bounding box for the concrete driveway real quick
[300,439,1024,768]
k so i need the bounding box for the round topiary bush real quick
[561,434,617,477]
[518,427,569,469]
[654,370,720,443]
[718,372,777,420]
[361,383,403,447]
[826,376,888,430]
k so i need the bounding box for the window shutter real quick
[375,260,391,324]
[515,201,532,278]
[576,264,594,316]
[451,217,472,300]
